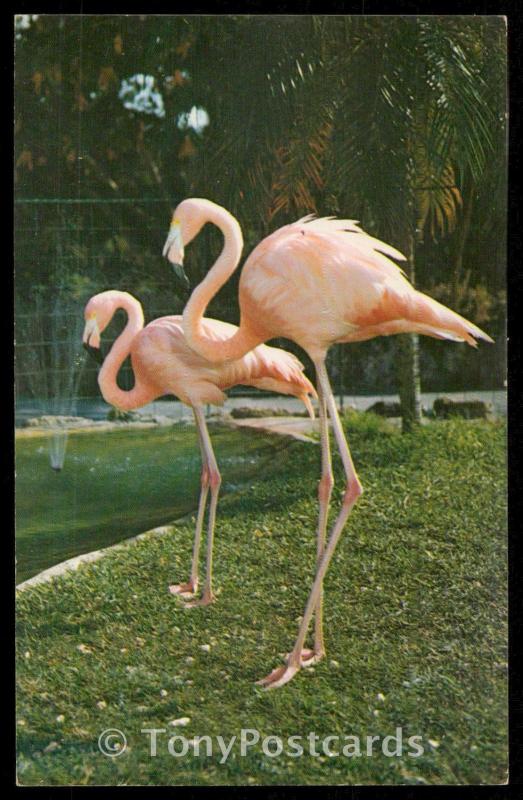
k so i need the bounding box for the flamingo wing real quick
[241,215,492,351]
[248,215,408,284]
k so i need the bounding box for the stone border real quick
[15,418,185,439]
[15,414,319,441]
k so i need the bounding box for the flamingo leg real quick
[184,406,220,607]
[292,384,332,667]
[169,410,209,598]
[312,385,333,660]
[257,358,362,689]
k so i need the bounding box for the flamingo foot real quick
[184,591,216,608]
[256,647,325,689]
[169,580,198,598]
[256,661,300,690]
[288,647,325,668]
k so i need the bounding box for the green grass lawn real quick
[16,416,507,786]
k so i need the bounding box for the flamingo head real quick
[162,199,211,294]
[82,292,118,362]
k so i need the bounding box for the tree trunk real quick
[398,232,422,433]
[398,332,422,433]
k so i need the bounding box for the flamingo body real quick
[163,198,493,688]
[132,314,315,410]
[83,290,315,606]
[239,215,492,358]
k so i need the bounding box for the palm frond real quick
[268,113,333,220]
[419,17,500,183]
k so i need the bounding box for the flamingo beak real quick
[163,221,190,295]
[82,316,100,345]
[83,341,104,365]
[162,228,176,258]
[171,262,191,295]
[162,220,185,262]
[82,316,104,363]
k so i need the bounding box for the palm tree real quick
[194,15,506,431]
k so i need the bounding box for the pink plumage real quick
[239,214,493,357]
[82,289,315,608]
[163,198,493,688]
[82,290,315,413]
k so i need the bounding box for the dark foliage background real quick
[14,15,507,402]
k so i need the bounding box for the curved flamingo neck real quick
[183,203,261,362]
[97,293,152,411]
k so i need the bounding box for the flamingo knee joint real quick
[318,472,334,502]
[343,481,363,506]
[209,470,222,490]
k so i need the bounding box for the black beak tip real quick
[171,262,191,294]
[83,341,104,365]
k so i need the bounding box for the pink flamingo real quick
[163,198,493,687]
[82,290,315,607]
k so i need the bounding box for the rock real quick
[433,397,492,419]
[366,401,402,417]
[366,402,432,418]
[24,415,91,428]
[107,408,140,422]
[230,407,309,419]
[169,717,190,727]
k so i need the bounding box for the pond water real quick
[15,424,293,584]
